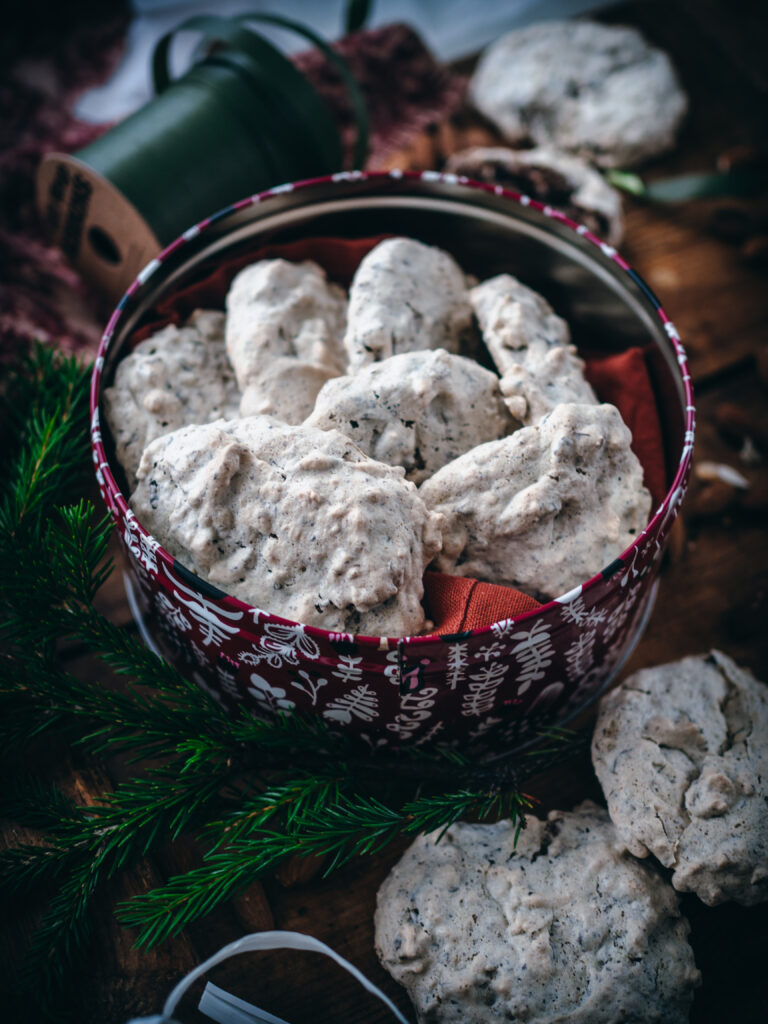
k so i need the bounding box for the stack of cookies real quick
[106,234,651,634]
[446,18,690,248]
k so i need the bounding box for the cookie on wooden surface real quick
[470,273,597,424]
[343,237,474,371]
[103,309,240,490]
[445,145,624,245]
[469,20,688,167]
[131,417,442,636]
[225,258,347,416]
[593,650,768,906]
[375,802,700,1023]
[420,402,650,601]
[306,348,516,483]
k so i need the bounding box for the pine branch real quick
[0,347,90,541]
[118,781,533,948]
[204,772,344,849]
[1,762,234,892]
[1,345,591,1006]
[0,775,82,830]
[4,757,237,1007]
[0,844,72,902]
[116,771,347,946]
[19,860,98,1003]
[0,651,226,762]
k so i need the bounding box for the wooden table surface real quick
[2,2,767,1022]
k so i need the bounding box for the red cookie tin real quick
[91,171,694,750]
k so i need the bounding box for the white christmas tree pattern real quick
[509,619,555,695]
[559,594,606,628]
[124,510,161,576]
[332,655,364,685]
[446,641,469,690]
[155,592,191,632]
[461,662,508,717]
[163,566,243,646]
[565,629,597,683]
[323,684,379,724]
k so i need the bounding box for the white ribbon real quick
[198,982,290,1024]
[127,930,409,1024]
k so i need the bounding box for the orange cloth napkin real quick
[424,572,543,635]
[585,348,666,510]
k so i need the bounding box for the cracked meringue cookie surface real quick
[375,802,700,1024]
[471,273,597,425]
[469,19,688,168]
[103,310,240,490]
[130,417,443,636]
[305,349,517,483]
[343,237,474,371]
[225,258,347,416]
[420,402,650,601]
[592,651,768,906]
[445,145,624,245]
[238,356,338,424]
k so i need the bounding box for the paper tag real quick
[198,982,289,1024]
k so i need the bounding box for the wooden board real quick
[2,2,767,1022]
